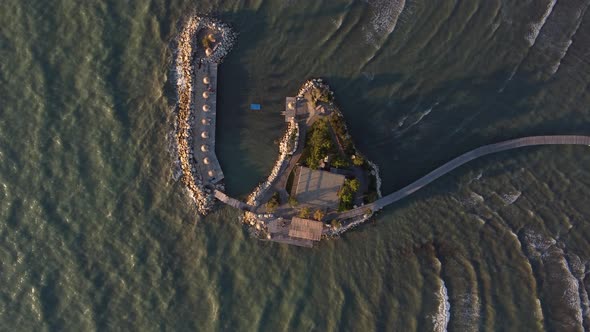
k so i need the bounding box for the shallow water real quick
[2,0,590,330]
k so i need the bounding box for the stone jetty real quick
[173,15,235,215]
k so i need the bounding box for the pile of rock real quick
[325,213,373,236]
[198,17,237,63]
[246,120,298,206]
[297,78,334,99]
[174,15,215,214]
[287,122,299,155]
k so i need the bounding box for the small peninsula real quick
[173,15,590,248]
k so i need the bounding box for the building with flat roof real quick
[282,97,309,122]
[294,166,346,209]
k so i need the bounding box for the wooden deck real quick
[213,190,251,211]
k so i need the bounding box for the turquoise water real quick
[2,0,590,330]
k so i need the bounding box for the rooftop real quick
[282,97,309,122]
[288,217,324,241]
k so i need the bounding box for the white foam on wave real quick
[432,256,451,332]
[432,278,451,332]
[523,230,586,328]
[501,191,521,205]
[391,103,436,137]
[548,39,572,75]
[455,292,481,330]
[460,192,484,208]
[364,0,406,45]
[555,252,584,327]
[361,71,375,81]
[525,0,557,47]
[524,230,556,257]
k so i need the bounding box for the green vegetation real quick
[266,192,280,212]
[329,113,355,156]
[338,178,360,211]
[331,155,350,169]
[313,209,325,221]
[352,154,364,167]
[288,196,298,207]
[331,219,342,229]
[304,119,334,169]
[299,207,311,219]
[310,86,333,106]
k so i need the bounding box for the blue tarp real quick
[250,104,261,110]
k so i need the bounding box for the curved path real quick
[334,135,590,221]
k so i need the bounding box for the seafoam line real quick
[432,256,451,332]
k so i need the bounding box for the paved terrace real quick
[193,62,224,185]
[333,135,590,222]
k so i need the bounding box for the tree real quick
[349,178,360,193]
[313,209,325,221]
[332,156,350,168]
[352,154,365,166]
[266,192,280,212]
[288,196,298,207]
[299,207,311,219]
[338,178,360,211]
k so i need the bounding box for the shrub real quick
[331,219,342,229]
[313,209,325,221]
[266,192,280,212]
[352,155,364,167]
[299,207,311,219]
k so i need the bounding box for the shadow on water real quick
[214,9,276,196]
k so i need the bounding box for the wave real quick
[432,256,450,332]
[391,103,437,137]
[525,0,557,47]
[433,278,451,332]
[500,191,521,205]
[459,192,484,208]
[523,230,585,330]
[364,0,406,45]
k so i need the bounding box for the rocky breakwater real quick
[173,15,235,215]
[246,120,299,206]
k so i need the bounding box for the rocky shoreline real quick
[246,120,299,207]
[173,15,235,215]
